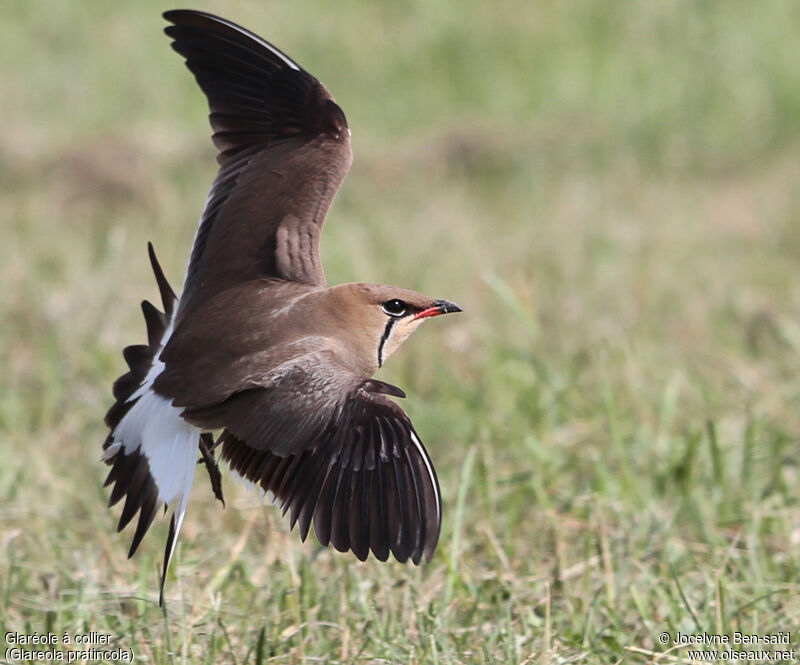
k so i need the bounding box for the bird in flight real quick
[102,9,461,604]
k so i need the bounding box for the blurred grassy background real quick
[2,0,800,662]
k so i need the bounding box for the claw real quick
[198,432,225,507]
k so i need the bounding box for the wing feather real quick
[163,10,352,317]
[191,360,441,564]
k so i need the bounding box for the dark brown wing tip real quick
[163,7,347,153]
[218,403,442,566]
[423,521,441,563]
[162,9,301,72]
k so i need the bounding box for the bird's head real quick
[327,283,462,375]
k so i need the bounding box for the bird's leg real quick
[198,432,225,507]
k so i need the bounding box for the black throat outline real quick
[377,318,397,368]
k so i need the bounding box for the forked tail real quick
[102,243,200,605]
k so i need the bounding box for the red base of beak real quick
[413,300,463,320]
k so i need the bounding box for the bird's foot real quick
[198,432,225,507]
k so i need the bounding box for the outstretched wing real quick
[181,359,442,564]
[164,10,352,316]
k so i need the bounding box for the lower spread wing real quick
[163,10,352,317]
[181,359,442,564]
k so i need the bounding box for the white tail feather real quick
[112,302,200,509]
[110,310,201,603]
[114,389,199,505]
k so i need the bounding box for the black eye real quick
[381,299,407,317]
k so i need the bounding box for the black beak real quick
[413,300,463,320]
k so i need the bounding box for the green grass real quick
[2,0,800,662]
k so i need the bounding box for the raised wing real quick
[163,10,352,316]
[181,359,442,564]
